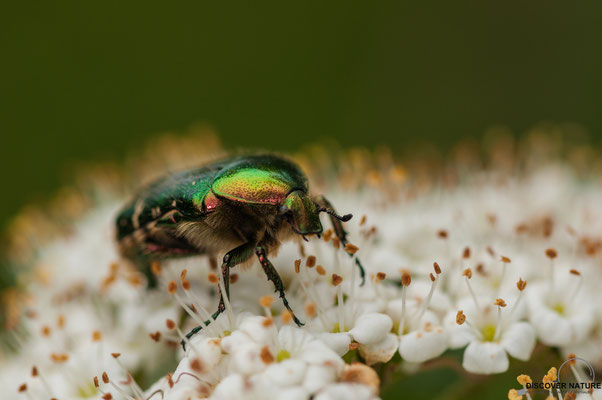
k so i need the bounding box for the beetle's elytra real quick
[116,154,364,346]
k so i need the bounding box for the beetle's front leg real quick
[313,194,366,285]
[182,241,256,349]
[255,245,304,327]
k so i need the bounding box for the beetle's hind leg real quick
[181,241,257,349]
[255,245,304,327]
[313,195,366,285]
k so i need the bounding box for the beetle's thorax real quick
[175,199,293,256]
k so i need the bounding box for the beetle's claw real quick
[292,315,305,327]
[181,324,205,351]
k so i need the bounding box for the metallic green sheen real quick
[282,191,322,234]
[211,155,308,205]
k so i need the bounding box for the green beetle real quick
[116,154,364,343]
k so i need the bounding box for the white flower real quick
[397,310,447,363]
[527,277,595,346]
[7,131,602,400]
[309,304,393,359]
[377,266,448,364]
[447,295,535,374]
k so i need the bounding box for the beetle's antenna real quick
[319,208,352,222]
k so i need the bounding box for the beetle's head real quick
[280,191,323,237]
[280,191,353,240]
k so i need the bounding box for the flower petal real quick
[500,322,536,361]
[238,315,278,345]
[263,359,307,387]
[211,374,246,400]
[529,307,574,346]
[299,340,345,368]
[462,341,509,374]
[221,330,253,353]
[278,326,313,354]
[359,333,399,365]
[349,313,392,344]
[186,336,223,369]
[399,327,448,363]
[230,342,267,375]
[316,332,352,356]
[303,365,338,393]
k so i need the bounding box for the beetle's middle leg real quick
[183,241,256,347]
[215,241,257,316]
[255,245,304,327]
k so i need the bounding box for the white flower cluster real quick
[3,142,602,400]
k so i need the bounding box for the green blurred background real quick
[2,0,602,228]
[2,2,601,398]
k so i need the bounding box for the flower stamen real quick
[332,274,345,331]
[517,374,533,400]
[498,256,511,295]
[510,278,527,316]
[398,270,411,335]
[492,298,506,341]
[111,353,145,400]
[101,371,135,400]
[568,269,582,305]
[456,310,483,340]
[545,248,558,291]
[31,365,54,398]
[259,295,274,318]
[463,268,480,310]
[416,262,442,321]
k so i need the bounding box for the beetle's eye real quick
[278,205,289,215]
